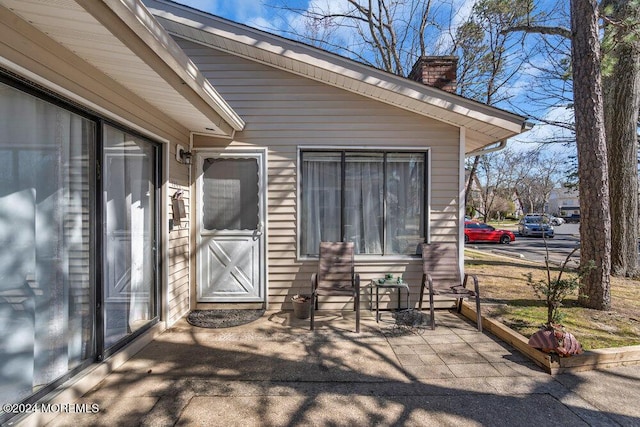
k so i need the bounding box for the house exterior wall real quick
[179,39,462,310]
[0,7,192,326]
[167,179,191,325]
[548,187,580,217]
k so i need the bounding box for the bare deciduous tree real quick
[455,0,533,208]
[270,0,437,75]
[469,147,564,218]
[515,152,566,213]
[504,4,575,142]
[471,147,533,220]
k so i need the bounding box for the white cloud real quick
[247,15,274,31]
[508,105,575,159]
[449,0,476,29]
[515,106,574,144]
[433,0,476,53]
[223,0,267,22]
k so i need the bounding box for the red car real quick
[464,221,515,244]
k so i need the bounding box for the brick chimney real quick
[408,56,458,93]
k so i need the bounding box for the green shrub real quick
[526,244,592,327]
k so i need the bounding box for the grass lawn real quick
[485,219,519,228]
[465,250,640,350]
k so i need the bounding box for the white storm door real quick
[197,151,267,302]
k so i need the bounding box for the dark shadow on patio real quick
[43,311,640,427]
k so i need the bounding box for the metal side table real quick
[370,279,410,322]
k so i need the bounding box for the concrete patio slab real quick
[14,309,639,426]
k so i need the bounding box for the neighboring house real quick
[547,187,580,217]
[513,192,525,218]
[0,0,528,423]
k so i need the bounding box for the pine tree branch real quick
[502,25,572,39]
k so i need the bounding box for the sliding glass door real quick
[102,125,158,350]
[0,79,161,418]
[0,82,94,404]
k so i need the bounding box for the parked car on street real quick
[518,215,554,238]
[564,214,580,223]
[464,221,516,244]
[549,215,565,226]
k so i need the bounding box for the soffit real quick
[0,0,244,136]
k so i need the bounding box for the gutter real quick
[465,140,507,157]
[465,121,534,157]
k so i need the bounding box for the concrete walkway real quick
[44,311,640,426]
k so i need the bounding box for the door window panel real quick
[202,158,259,230]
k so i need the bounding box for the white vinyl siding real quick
[180,39,462,310]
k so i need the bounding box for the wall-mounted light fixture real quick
[176,144,193,165]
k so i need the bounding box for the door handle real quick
[254,221,264,239]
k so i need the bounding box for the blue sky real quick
[171,0,275,20]
[171,0,308,31]
[170,0,475,49]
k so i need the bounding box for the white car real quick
[549,216,565,226]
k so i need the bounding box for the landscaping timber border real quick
[460,303,640,374]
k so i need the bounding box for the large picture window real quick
[300,150,428,256]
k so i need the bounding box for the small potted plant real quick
[291,294,311,319]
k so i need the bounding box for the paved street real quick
[466,223,581,265]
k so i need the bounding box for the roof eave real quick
[79,0,244,133]
[145,0,525,143]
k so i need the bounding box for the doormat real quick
[186,309,265,329]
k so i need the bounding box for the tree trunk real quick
[465,156,480,208]
[604,0,640,277]
[570,0,612,310]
